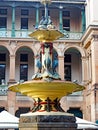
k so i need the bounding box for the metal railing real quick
[16,0,85,2]
[0,29,83,40]
[0,85,8,95]
[62,30,83,40]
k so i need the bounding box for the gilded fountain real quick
[8,0,85,129]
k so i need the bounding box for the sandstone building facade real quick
[0,0,98,123]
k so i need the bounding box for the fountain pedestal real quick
[19,112,77,130]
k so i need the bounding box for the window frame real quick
[20,54,28,62]
[0,64,6,84]
[21,18,28,29]
[42,10,50,16]
[63,10,70,17]
[0,9,7,15]
[0,17,7,29]
[21,9,29,16]
[64,54,71,81]
[63,10,70,31]
[20,64,28,81]
[63,19,70,31]
[64,65,71,81]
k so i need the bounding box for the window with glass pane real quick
[0,17,7,28]
[0,9,7,15]
[64,65,71,81]
[20,54,28,62]
[21,18,28,29]
[63,11,70,17]
[63,19,70,31]
[0,53,6,61]
[64,54,71,81]
[64,54,71,63]
[21,9,29,16]
[42,10,50,16]
[20,64,28,81]
[0,64,6,84]
[63,11,70,31]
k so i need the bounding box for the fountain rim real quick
[29,29,64,42]
[8,80,85,97]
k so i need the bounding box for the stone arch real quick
[63,44,85,82]
[15,45,35,82]
[14,44,37,56]
[15,45,34,54]
[63,44,86,58]
[0,44,10,54]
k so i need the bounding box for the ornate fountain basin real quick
[9,80,84,100]
[29,29,64,42]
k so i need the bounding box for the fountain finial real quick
[29,0,63,42]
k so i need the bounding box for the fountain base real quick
[19,111,77,130]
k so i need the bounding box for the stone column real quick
[35,7,39,28]
[8,54,16,84]
[7,90,16,115]
[91,35,98,122]
[8,54,16,115]
[91,35,98,83]
[58,56,64,80]
[81,7,86,33]
[11,4,15,37]
[88,35,98,122]
[81,56,88,84]
[59,8,63,31]
[88,51,92,82]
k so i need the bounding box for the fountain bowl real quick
[9,80,85,100]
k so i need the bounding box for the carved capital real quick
[9,54,16,58]
[92,35,98,41]
[81,56,87,61]
[9,40,17,46]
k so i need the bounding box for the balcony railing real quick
[0,85,8,95]
[0,29,83,40]
[62,30,83,40]
[10,0,85,2]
